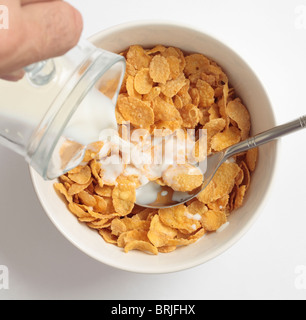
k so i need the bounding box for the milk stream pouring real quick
[0,39,126,180]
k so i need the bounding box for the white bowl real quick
[30,21,278,274]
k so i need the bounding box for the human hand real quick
[0,0,83,81]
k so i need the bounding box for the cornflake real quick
[149,55,170,84]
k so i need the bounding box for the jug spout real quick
[0,39,126,180]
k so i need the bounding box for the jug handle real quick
[24,60,56,86]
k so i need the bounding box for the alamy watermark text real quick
[0,5,9,30]
[295,5,306,29]
[0,265,9,290]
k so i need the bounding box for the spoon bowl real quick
[135,152,224,209]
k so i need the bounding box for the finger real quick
[20,1,83,66]
[0,69,25,82]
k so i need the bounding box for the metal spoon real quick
[135,115,306,209]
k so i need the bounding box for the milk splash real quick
[92,121,207,188]
[0,5,9,30]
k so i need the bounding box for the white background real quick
[1,0,306,300]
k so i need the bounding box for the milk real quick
[64,88,118,146]
[49,88,119,177]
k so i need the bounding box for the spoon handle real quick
[225,115,306,158]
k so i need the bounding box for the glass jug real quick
[0,40,126,180]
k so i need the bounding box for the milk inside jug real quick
[0,40,126,180]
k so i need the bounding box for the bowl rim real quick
[30,20,280,274]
